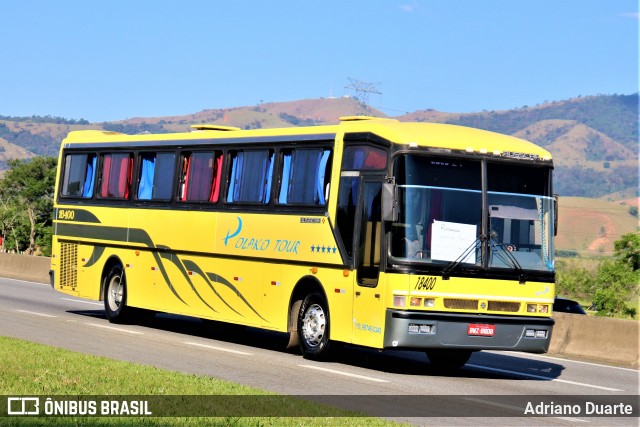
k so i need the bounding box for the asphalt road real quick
[1,277,638,426]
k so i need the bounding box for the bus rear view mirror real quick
[382,181,398,222]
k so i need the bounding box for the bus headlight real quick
[526,304,550,313]
[394,295,406,308]
[423,298,435,307]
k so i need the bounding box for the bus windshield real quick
[390,154,554,273]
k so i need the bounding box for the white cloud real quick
[400,2,418,13]
[619,12,639,19]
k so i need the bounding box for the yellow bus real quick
[50,116,556,369]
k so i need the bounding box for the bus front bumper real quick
[383,309,554,353]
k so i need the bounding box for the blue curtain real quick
[264,152,274,203]
[279,152,292,204]
[138,156,155,200]
[227,152,243,202]
[316,150,330,205]
[279,149,330,205]
[82,155,97,198]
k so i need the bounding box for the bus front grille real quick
[443,298,478,310]
[488,301,521,312]
[60,242,78,290]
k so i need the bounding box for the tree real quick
[0,157,57,254]
[556,233,640,318]
[589,233,640,317]
[592,259,638,317]
[0,197,25,252]
[614,232,640,271]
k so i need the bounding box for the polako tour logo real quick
[223,216,301,254]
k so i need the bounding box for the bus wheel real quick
[103,265,129,323]
[426,349,472,370]
[298,293,331,360]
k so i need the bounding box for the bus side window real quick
[179,154,190,201]
[227,150,274,203]
[336,175,359,259]
[138,152,176,201]
[154,153,176,200]
[61,153,97,198]
[318,149,331,204]
[99,153,133,199]
[179,151,222,202]
[342,145,386,170]
[209,153,223,203]
[278,148,331,205]
[186,152,214,201]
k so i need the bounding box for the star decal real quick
[310,244,339,256]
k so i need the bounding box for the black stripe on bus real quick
[54,223,268,319]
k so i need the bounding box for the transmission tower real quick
[345,77,381,113]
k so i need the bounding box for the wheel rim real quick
[107,275,123,312]
[301,303,325,348]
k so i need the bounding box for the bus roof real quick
[63,117,552,160]
[337,118,552,160]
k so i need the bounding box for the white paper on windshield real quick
[431,220,477,263]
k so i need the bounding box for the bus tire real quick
[103,264,130,323]
[426,349,472,370]
[297,293,331,360]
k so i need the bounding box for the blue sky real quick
[1,0,638,122]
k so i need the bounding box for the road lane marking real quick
[556,417,589,423]
[299,364,389,383]
[467,364,622,392]
[183,341,253,356]
[60,297,103,306]
[14,310,57,318]
[519,353,638,373]
[1,277,48,285]
[85,323,144,335]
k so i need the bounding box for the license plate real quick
[468,323,495,337]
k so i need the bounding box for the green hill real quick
[421,94,637,150]
[0,94,637,255]
[0,94,637,198]
[557,196,638,256]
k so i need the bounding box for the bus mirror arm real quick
[553,194,559,236]
[382,179,398,222]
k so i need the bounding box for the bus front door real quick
[352,180,385,348]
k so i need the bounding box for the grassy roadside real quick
[0,336,403,426]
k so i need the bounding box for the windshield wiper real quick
[441,235,485,280]
[490,237,527,284]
